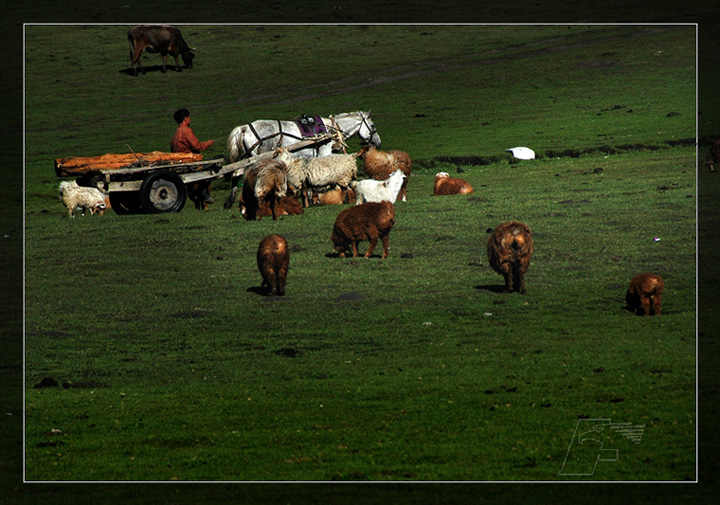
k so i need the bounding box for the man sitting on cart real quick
[170,108,216,206]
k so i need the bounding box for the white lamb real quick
[59,181,107,217]
[351,169,406,205]
[274,148,359,207]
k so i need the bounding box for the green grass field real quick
[24,24,696,482]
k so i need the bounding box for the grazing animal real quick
[433,172,474,195]
[127,25,196,76]
[358,145,412,202]
[274,148,359,207]
[625,273,664,316]
[487,221,533,293]
[58,181,107,217]
[351,169,406,205]
[257,235,290,296]
[226,111,381,161]
[241,158,288,221]
[331,201,396,259]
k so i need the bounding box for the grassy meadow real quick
[24,24,696,482]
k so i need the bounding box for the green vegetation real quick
[24,24,695,481]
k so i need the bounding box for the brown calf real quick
[625,273,664,316]
[487,221,533,293]
[257,234,290,296]
[331,201,396,259]
[433,172,474,195]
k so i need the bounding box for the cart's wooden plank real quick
[102,159,223,177]
[55,151,205,177]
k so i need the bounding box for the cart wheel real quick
[109,191,142,214]
[139,170,187,213]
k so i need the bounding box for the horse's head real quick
[358,111,381,148]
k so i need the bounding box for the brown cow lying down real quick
[487,221,533,293]
[311,186,356,205]
[331,201,395,259]
[239,195,304,219]
[257,234,290,296]
[625,273,664,316]
[433,172,474,195]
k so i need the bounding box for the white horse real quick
[226,111,381,162]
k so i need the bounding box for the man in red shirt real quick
[171,108,216,205]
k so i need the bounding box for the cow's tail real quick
[227,125,249,163]
[127,31,135,60]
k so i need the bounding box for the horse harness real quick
[244,117,328,158]
[242,113,374,159]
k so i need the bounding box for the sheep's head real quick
[92,201,107,215]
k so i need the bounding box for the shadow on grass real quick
[474,284,508,294]
[246,286,287,300]
[119,65,188,76]
[324,252,386,259]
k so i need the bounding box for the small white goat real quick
[351,169,406,205]
[58,181,107,217]
[275,148,358,206]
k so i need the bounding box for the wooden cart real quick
[54,134,339,214]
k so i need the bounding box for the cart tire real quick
[109,191,142,214]
[139,170,187,213]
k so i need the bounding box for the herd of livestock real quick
[56,25,666,317]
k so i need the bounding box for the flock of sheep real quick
[230,143,664,316]
[57,142,665,316]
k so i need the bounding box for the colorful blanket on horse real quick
[294,114,327,138]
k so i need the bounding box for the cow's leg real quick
[380,235,390,259]
[365,238,378,258]
[270,198,278,221]
[161,54,168,73]
[503,269,513,292]
[174,54,182,71]
[512,262,526,293]
[351,241,359,258]
[132,44,147,74]
[640,297,651,316]
[652,295,662,315]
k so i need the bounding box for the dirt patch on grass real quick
[413,139,696,169]
[174,309,213,319]
[335,292,366,302]
[274,347,303,358]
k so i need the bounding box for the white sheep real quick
[58,181,107,217]
[274,148,359,207]
[350,169,406,205]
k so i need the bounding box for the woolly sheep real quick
[275,148,358,207]
[58,181,107,217]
